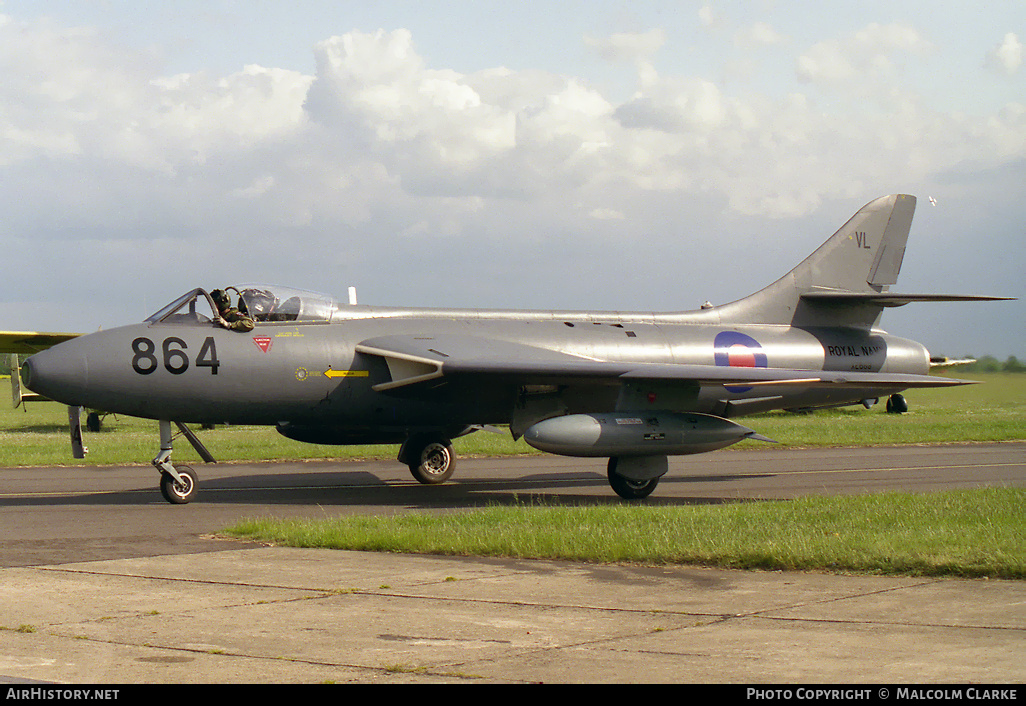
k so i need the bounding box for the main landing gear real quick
[886,393,908,414]
[397,431,669,499]
[606,456,666,500]
[400,433,456,484]
[152,420,215,504]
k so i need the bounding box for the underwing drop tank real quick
[523,412,774,458]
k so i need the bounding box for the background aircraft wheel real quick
[407,437,455,484]
[86,412,101,432]
[159,466,198,504]
[886,393,908,414]
[607,458,660,499]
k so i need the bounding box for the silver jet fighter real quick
[21,194,1012,502]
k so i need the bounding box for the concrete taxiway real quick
[1,444,1023,683]
[2,547,1024,684]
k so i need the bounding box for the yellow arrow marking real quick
[324,369,369,378]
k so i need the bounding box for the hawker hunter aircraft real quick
[10,194,1012,502]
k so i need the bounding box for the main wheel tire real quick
[159,466,198,504]
[407,437,455,484]
[886,393,908,414]
[607,458,660,499]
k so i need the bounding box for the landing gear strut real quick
[152,420,215,504]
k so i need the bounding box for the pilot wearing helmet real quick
[210,289,255,332]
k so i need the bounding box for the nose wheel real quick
[159,466,198,504]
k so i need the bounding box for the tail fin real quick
[716,194,917,328]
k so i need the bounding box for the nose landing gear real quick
[152,420,215,504]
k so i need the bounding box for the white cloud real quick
[734,22,787,49]
[307,29,516,167]
[589,207,624,220]
[0,17,1023,304]
[616,78,730,133]
[0,9,1021,356]
[145,65,312,162]
[0,14,312,176]
[1,16,1022,242]
[231,174,276,199]
[698,4,718,29]
[986,32,1022,75]
[796,23,931,86]
[584,29,666,63]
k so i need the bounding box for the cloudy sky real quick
[1,1,1022,358]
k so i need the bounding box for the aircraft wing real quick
[0,331,81,355]
[356,334,618,391]
[355,334,973,393]
[2,331,81,408]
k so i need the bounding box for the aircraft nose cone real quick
[22,343,89,405]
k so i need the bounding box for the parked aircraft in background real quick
[7,194,1012,503]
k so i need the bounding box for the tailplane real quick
[713,194,1009,328]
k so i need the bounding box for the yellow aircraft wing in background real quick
[0,331,81,355]
[2,331,82,407]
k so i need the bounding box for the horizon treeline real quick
[952,355,1026,373]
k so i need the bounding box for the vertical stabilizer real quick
[715,194,917,328]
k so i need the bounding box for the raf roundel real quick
[714,331,767,392]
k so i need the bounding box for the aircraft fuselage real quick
[23,307,929,434]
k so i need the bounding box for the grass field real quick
[225,487,1026,579]
[1,371,1023,467]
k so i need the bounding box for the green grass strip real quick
[224,487,1025,579]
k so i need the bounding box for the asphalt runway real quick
[1,444,1023,683]
[1,443,1024,568]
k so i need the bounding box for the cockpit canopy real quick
[146,285,339,325]
[236,284,337,322]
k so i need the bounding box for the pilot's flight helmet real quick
[210,289,230,310]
